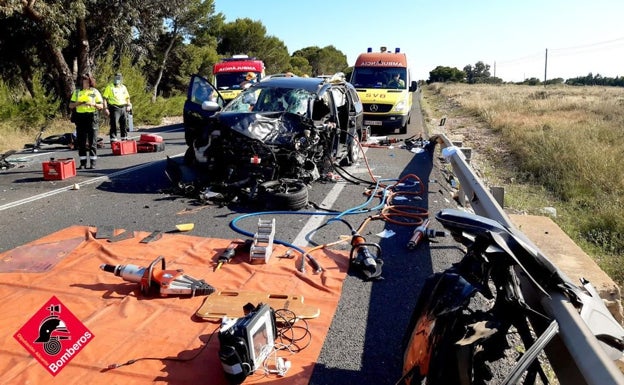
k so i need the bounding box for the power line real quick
[494,36,624,80]
[549,36,624,53]
[550,41,624,58]
[497,36,624,66]
[497,52,543,65]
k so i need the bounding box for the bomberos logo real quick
[13,296,94,376]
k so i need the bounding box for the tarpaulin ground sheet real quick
[0,226,350,384]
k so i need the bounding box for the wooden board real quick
[196,290,320,319]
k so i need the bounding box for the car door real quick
[345,85,364,164]
[183,74,224,146]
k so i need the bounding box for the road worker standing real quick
[69,73,104,169]
[102,73,132,142]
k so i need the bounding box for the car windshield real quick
[225,86,314,115]
[350,67,407,89]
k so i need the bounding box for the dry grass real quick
[423,83,624,286]
[0,119,73,153]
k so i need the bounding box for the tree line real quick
[5,0,619,127]
[428,61,624,87]
[0,0,348,111]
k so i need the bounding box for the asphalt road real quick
[0,93,463,385]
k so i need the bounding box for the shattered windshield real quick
[350,67,407,89]
[225,86,313,115]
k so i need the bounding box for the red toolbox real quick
[42,158,76,180]
[139,134,163,143]
[111,140,137,155]
[137,141,166,152]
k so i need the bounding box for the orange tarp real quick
[0,226,350,384]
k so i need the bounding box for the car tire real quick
[346,129,362,165]
[259,179,308,211]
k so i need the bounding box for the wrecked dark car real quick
[167,74,364,210]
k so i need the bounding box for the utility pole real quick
[544,48,548,84]
[493,61,496,78]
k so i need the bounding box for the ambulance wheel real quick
[399,115,411,134]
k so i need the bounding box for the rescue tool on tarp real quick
[100,255,216,297]
[214,239,251,271]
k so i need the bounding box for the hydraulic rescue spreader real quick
[100,256,216,297]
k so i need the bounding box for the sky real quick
[213,0,624,82]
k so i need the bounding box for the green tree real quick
[0,1,79,101]
[292,46,348,76]
[289,56,313,77]
[149,0,216,101]
[216,18,268,57]
[293,47,321,75]
[258,36,291,74]
[0,13,42,97]
[315,45,348,76]
[463,61,491,84]
[428,66,466,83]
[214,18,290,74]
[177,44,220,81]
[0,0,187,103]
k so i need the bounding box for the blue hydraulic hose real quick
[228,177,400,268]
[328,177,398,223]
[229,210,335,257]
[230,209,341,273]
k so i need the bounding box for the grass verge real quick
[421,83,624,288]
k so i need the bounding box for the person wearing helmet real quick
[240,72,257,89]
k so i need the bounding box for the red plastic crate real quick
[42,158,76,180]
[111,140,137,155]
[139,134,163,143]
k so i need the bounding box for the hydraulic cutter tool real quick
[100,255,216,297]
[349,231,383,281]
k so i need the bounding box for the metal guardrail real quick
[434,134,624,385]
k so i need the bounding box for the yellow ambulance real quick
[213,55,266,103]
[350,47,417,134]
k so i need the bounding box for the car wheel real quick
[259,179,308,211]
[347,129,362,165]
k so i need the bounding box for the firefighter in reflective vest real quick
[69,73,104,169]
[102,73,132,142]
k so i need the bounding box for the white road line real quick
[292,147,370,247]
[0,162,158,212]
[1,125,186,212]
[291,181,346,247]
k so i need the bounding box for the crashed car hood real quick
[216,112,312,145]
